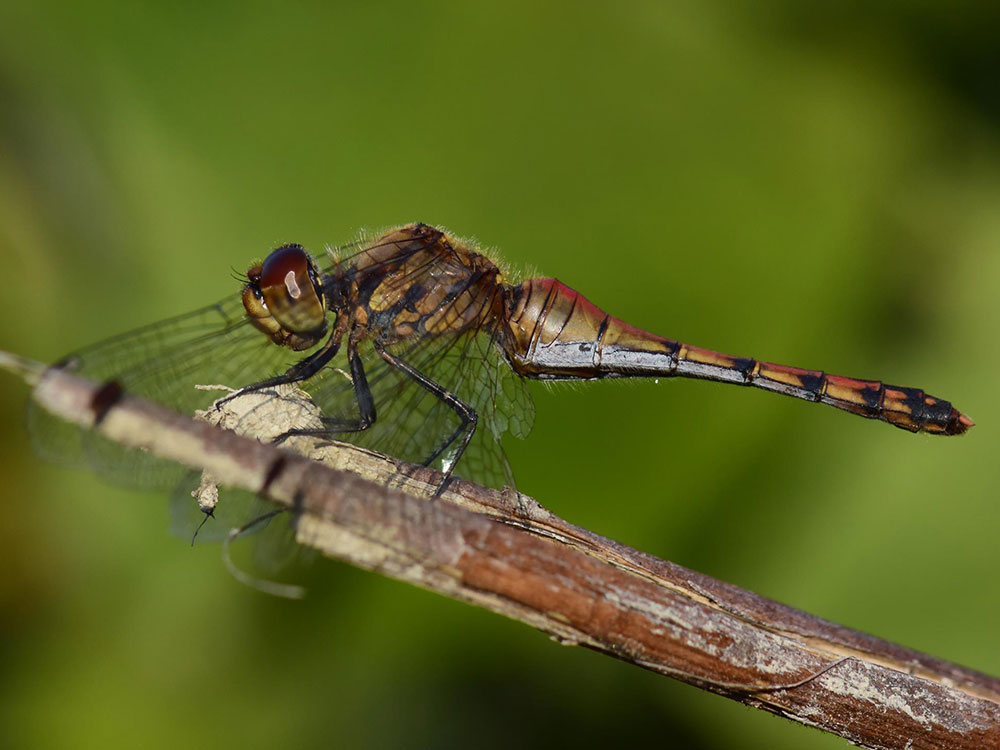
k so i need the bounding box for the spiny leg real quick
[374,340,478,495]
[277,333,378,441]
[217,325,344,410]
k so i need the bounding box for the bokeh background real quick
[1,2,998,748]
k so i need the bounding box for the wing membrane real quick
[303,329,533,491]
[28,296,322,488]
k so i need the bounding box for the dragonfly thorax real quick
[242,243,329,351]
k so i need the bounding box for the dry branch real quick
[5,350,999,750]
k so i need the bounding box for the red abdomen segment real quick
[504,278,973,436]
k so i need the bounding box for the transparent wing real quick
[304,329,534,491]
[168,473,315,576]
[31,225,536,526]
[27,294,332,489]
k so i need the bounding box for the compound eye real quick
[258,244,326,333]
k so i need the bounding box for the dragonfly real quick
[30,222,973,508]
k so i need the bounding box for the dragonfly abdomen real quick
[504,278,972,435]
[736,360,970,435]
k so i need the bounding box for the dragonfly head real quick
[243,244,328,351]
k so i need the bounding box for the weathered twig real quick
[4,350,999,750]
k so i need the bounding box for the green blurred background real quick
[1,2,997,748]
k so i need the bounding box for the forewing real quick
[28,295,317,489]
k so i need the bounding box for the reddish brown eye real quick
[258,244,326,334]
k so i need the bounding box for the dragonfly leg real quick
[374,340,478,495]
[347,335,375,430]
[276,335,378,440]
[217,325,344,411]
